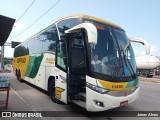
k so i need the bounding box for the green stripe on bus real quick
[25,56,36,77]
[126,77,138,88]
[25,54,44,78]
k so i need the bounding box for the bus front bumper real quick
[86,87,139,112]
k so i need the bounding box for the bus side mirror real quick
[129,38,150,55]
[65,23,98,45]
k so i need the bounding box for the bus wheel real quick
[17,70,22,82]
[16,69,18,76]
[49,80,62,104]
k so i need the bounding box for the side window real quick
[14,47,19,57]
[57,18,81,40]
[14,48,17,57]
[28,40,34,55]
[33,36,43,54]
[56,41,67,71]
[23,42,29,55]
[14,44,26,57]
[41,24,58,52]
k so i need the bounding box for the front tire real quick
[49,80,62,104]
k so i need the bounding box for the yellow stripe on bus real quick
[13,55,30,79]
[98,79,128,91]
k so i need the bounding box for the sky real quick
[0,0,160,57]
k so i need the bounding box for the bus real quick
[13,14,139,112]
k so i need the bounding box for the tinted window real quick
[20,45,24,56]
[41,24,58,52]
[114,29,128,49]
[23,42,29,55]
[72,38,84,47]
[28,40,34,55]
[33,36,43,54]
[57,18,81,40]
[14,24,58,57]
[14,42,29,57]
[56,41,67,70]
[14,47,19,57]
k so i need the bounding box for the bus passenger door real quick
[55,40,68,104]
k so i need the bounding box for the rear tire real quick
[17,70,22,82]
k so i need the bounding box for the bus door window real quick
[56,41,67,71]
[69,35,86,75]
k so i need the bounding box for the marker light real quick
[96,25,104,30]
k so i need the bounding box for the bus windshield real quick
[90,22,136,79]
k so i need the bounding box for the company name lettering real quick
[112,85,123,89]
[17,58,26,63]
[46,58,54,61]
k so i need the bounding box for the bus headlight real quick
[86,82,109,94]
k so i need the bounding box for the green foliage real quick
[4,60,11,65]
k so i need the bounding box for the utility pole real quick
[1,45,4,70]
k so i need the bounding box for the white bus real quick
[13,14,139,111]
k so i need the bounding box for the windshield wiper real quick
[111,57,125,80]
[125,57,136,79]
[122,50,136,79]
[111,62,118,78]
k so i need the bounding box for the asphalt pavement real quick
[0,73,160,120]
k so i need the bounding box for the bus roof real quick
[56,14,123,30]
[15,14,123,48]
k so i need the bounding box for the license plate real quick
[120,101,128,106]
